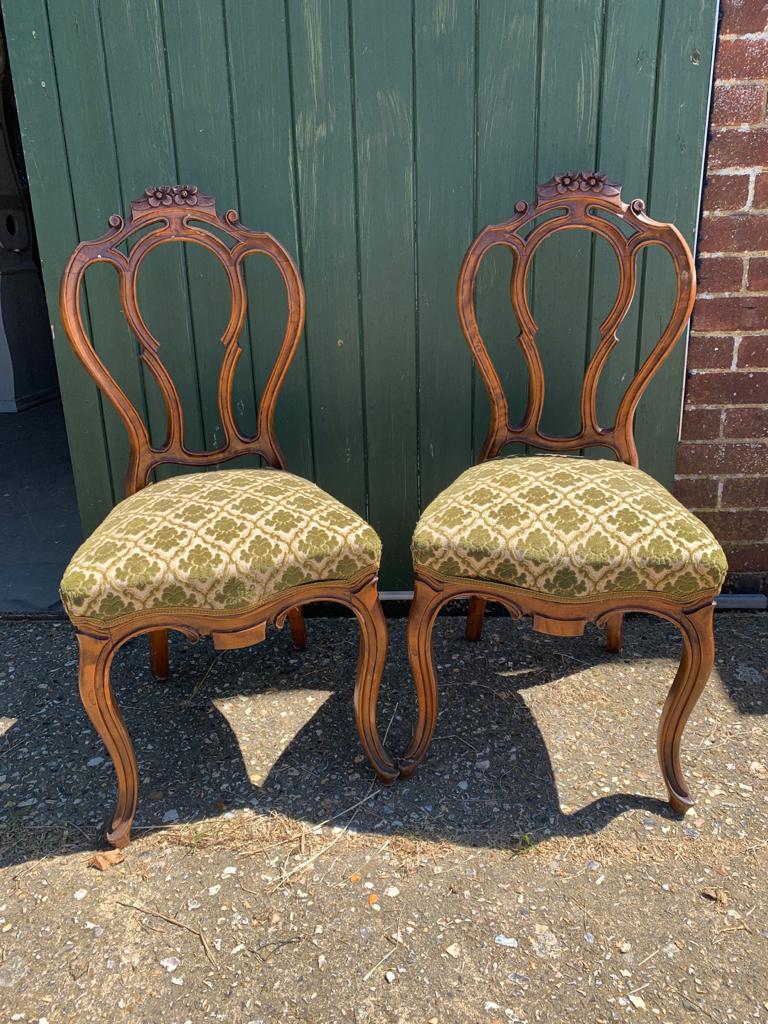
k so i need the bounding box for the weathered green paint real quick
[2,0,717,589]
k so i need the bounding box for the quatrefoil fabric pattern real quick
[61,469,381,627]
[412,456,726,602]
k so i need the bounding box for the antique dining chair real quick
[404,172,727,813]
[59,186,397,848]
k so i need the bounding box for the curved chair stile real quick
[60,186,396,849]
[404,172,726,814]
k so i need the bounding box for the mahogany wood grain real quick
[405,173,716,814]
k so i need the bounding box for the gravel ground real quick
[0,611,766,1024]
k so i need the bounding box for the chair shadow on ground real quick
[7,605,754,869]
[710,611,768,716]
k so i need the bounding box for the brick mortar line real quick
[677,475,768,483]
[690,328,768,335]
[703,211,768,218]
[712,541,768,547]
[699,253,767,258]
[697,291,768,298]
[684,501,768,507]
[684,507,768,514]
[710,126,768,133]
[707,166,767,173]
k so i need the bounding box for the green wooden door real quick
[2,0,717,590]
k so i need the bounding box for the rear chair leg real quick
[605,612,623,653]
[149,629,169,679]
[287,607,307,650]
[77,632,138,848]
[465,596,486,642]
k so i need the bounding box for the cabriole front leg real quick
[77,632,138,848]
[351,580,398,784]
[658,602,715,813]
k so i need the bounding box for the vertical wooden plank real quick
[533,0,602,439]
[161,0,257,453]
[474,0,540,456]
[99,0,206,463]
[585,0,661,459]
[46,0,147,499]
[415,0,476,506]
[350,0,417,588]
[224,0,314,479]
[286,0,367,513]
[634,0,718,485]
[1,0,113,532]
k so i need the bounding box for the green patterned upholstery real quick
[412,456,726,602]
[61,469,381,627]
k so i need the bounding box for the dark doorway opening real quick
[0,21,80,613]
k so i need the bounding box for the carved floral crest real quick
[131,185,215,213]
[537,171,621,201]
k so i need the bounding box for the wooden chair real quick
[59,186,397,848]
[403,172,727,812]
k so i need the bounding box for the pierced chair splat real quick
[404,172,727,814]
[59,186,397,848]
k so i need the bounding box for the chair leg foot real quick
[149,630,169,679]
[77,632,138,848]
[351,580,398,784]
[658,602,715,813]
[400,577,444,779]
[287,607,307,650]
[465,596,486,642]
[605,612,623,653]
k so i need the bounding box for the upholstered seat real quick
[61,469,381,627]
[412,455,726,602]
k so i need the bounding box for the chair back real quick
[457,172,696,466]
[60,186,305,494]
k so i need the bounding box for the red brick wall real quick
[674,0,768,591]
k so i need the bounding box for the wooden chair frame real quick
[404,172,717,814]
[60,186,396,848]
